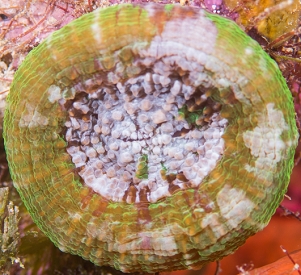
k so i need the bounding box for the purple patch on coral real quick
[204,0,223,12]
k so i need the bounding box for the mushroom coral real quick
[3,3,298,273]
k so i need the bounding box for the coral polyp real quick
[3,3,298,273]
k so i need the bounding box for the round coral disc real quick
[3,3,298,273]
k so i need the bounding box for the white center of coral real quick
[62,64,227,203]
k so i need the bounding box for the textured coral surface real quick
[3,3,298,273]
[1,1,299,274]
